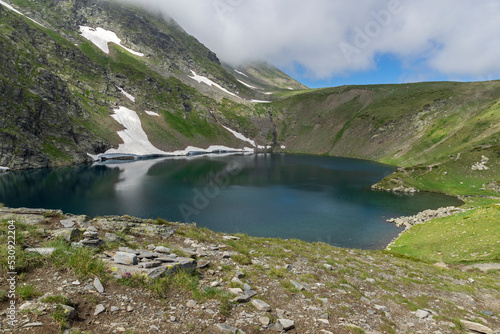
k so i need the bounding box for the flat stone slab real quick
[251,299,271,312]
[277,319,295,330]
[60,219,75,228]
[137,250,159,259]
[25,248,55,256]
[415,309,430,319]
[94,304,106,316]
[114,252,138,265]
[460,320,493,334]
[154,246,170,254]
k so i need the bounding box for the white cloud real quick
[112,0,500,80]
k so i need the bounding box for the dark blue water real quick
[0,154,462,249]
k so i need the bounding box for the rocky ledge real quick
[0,207,498,334]
[386,206,468,229]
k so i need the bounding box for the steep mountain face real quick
[0,0,281,169]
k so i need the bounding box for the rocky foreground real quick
[0,207,499,334]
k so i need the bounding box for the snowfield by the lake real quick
[88,106,254,161]
[221,124,256,147]
[79,26,144,56]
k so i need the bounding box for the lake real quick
[0,154,462,249]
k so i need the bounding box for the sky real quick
[115,0,500,88]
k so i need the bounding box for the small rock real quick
[259,316,271,326]
[126,305,134,312]
[197,260,211,268]
[374,305,389,312]
[216,323,244,333]
[323,264,333,270]
[236,271,245,278]
[60,305,77,319]
[94,277,105,294]
[222,235,240,240]
[111,306,120,312]
[229,288,243,295]
[52,228,82,242]
[460,320,493,334]
[415,309,431,319]
[155,246,171,254]
[365,278,375,283]
[231,277,243,285]
[251,299,271,312]
[83,231,99,238]
[277,319,295,330]
[60,219,75,228]
[187,300,197,308]
[232,294,252,303]
[23,322,44,328]
[468,278,475,284]
[223,251,231,259]
[146,244,156,250]
[25,248,55,256]
[114,252,138,265]
[94,304,106,316]
[290,280,305,291]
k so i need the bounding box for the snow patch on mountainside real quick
[145,111,160,116]
[221,125,256,147]
[79,26,144,57]
[0,0,44,26]
[250,99,271,103]
[234,69,249,77]
[117,86,136,102]
[189,71,238,98]
[104,106,166,156]
[237,79,257,89]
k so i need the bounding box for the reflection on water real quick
[0,154,462,249]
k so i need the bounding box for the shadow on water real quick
[0,154,462,250]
